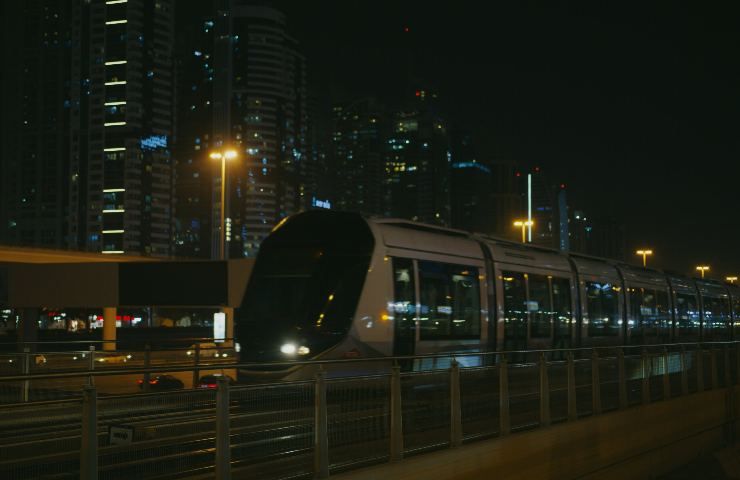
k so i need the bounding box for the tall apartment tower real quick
[0,1,76,248]
[330,98,389,216]
[69,0,176,256]
[175,2,308,259]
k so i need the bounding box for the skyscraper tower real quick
[1,0,176,257]
[175,2,308,259]
[71,0,176,256]
[0,1,76,249]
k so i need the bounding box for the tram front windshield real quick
[236,212,374,361]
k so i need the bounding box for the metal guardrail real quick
[0,341,738,480]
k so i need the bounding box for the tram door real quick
[392,258,416,357]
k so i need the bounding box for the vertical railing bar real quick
[22,347,30,403]
[617,348,627,409]
[724,345,731,388]
[567,351,577,420]
[641,349,650,405]
[390,364,403,461]
[80,385,98,480]
[314,370,329,479]
[450,359,462,447]
[215,376,231,480]
[680,346,688,396]
[697,345,705,392]
[539,352,551,426]
[662,347,671,400]
[499,354,510,436]
[591,349,601,415]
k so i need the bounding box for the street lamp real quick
[210,148,238,260]
[635,249,653,268]
[513,220,534,244]
[726,276,738,284]
[696,265,710,279]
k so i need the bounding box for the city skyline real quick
[1,1,738,277]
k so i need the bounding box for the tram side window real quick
[503,272,527,349]
[655,290,671,338]
[528,274,552,338]
[640,289,659,336]
[418,261,480,340]
[674,293,699,339]
[392,258,416,354]
[702,296,730,340]
[586,282,619,337]
[733,296,740,338]
[551,278,572,347]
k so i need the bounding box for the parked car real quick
[196,374,235,389]
[137,374,184,391]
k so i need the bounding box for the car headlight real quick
[280,343,297,355]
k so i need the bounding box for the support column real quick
[222,307,234,347]
[102,307,117,351]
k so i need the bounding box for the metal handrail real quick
[0,340,736,383]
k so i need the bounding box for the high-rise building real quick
[1,0,176,257]
[174,2,309,259]
[330,98,389,216]
[449,130,494,233]
[0,1,76,249]
[386,90,450,225]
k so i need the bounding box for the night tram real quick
[234,210,740,378]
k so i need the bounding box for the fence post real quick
[88,346,95,386]
[539,352,551,426]
[641,350,650,405]
[22,347,30,403]
[697,346,705,392]
[710,348,719,390]
[314,370,329,479]
[618,348,627,409]
[192,343,201,389]
[390,365,403,461]
[567,351,577,420]
[680,346,689,396]
[143,344,151,392]
[724,345,731,388]
[662,347,671,400]
[499,355,510,436]
[591,350,602,415]
[80,385,98,480]
[450,359,462,447]
[215,376,231,480]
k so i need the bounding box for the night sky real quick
[270,2,740,276]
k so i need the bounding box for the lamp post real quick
[696,265,710,279]
[513,220,534,244]
[210,149,238,260]
[636,249,653,268]
[726,276,737,284]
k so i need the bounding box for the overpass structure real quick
[0,246,253,350]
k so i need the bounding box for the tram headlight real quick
[235,342,241,353]
[280,343,297,355]
[297,346,310,355]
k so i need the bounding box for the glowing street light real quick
[635,249,653,268]
[696,265,710,279]
[513,220,534,244]
[210,149,239,260]
[726,276,738,284]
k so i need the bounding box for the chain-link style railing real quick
[0,341,738,480]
